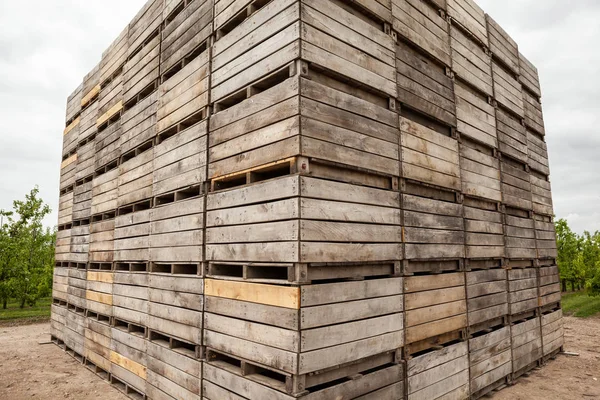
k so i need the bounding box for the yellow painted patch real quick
[81,84,101,107]
[64,117,80,136]
[110,351,147,379]
[87,271,114,283]
[61,154,78,169]
[96,100,123,127]
[205,279,300,309]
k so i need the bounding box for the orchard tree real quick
[0,187,55,308]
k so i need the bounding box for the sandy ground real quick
[0,322,127,400]
[0,317,598,400]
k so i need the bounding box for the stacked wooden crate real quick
[204,1,405,398]
[50,0,564,399]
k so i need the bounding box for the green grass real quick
[561,291,600,318]
[0,297,52,322]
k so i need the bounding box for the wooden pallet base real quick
[403,259,464,275]
[84,358,110,381]
[542,347,563,364]
[540,302,561,314]
[509,308,539,324]
[110,375,146,400]
[405,329,467,358]
[206,347,400,397]
[471,375,510,400]
[149,262,204,276]
[207,261,401,285]
[468,315,509,337]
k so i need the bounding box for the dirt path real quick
[495,316,600,400]
[0,317,598,399]
[0,323,127,400]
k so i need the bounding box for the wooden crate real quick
[538,266,561,310]
[404,273,467,353]
[531,173,553,217]
[121,91,158,158]
[118,148,154,208]
[211,0,300,107]
[70,221,90,265]
[154,121,207,198]
[51,302,68,342]
[122,32,160,107]
[204,277,403,397]
[464,196,504,260]
[97,73,124,134]
[485,15,519,75]
[63,116,80,158]
[147,274,204,345]
[114,203,152,266]
[91,168,119,217]
[85,317,113,379]
[455,80,496,149]
[504,208,536,263]
[113,271,149,328]
[73,179,93,221]
[146,338,202,400]
[526,129,550,176]
[110,325,148,395]
[52,266,69,302]
[466,269,508,333]
[75,139,96,186]
[535,215,557,261]
[497,107,527,164]
[492,60,523,118]
[95,121,122,172]
[58,192,74,227]
[161,0,212,79]
[447,0,487,46]
[406,341,469,400]
[100,27,129,86]
[507,268,538,317]
[522,88,545,136]
[468,326,511,399]
[518,52,541,99]
[207,174,402,266]
[401,188,465,270]
[63,306,87,360]
[500,156,532,211]
[392,0,452,67]
[55,227,73,264]
[208,73,299,182]
[67,268,88,309]
[211,0,300,110]
[203,361,403,400]
[66,82,83,125]
[400,112,460,192]
[541,309,564,358]
[150,197,204,268]
[158,42,210,136]
[86,271,114,317]
[511,316,542,378]
[89,215,116,265]
[82,64,101,109]
[300,72,400,180]
[450,24,492,98]
[60,154,78,193]
[80,98,99,148]
[396,39,455,127]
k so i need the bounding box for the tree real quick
[0,210,14,309]
[0,187,55,308]
[555,218,581,291]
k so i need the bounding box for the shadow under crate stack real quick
[50,0,563,399]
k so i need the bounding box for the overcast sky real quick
[0,0,598,234]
